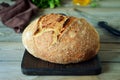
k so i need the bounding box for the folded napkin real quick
[0,0,38,33]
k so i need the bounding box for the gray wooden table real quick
[0,0,120,80]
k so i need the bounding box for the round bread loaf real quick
[22,13,100,64]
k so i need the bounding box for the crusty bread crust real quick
[22,13,100,64]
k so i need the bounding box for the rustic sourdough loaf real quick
[22,13,100,64]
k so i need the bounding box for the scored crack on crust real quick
[22,13,100,64]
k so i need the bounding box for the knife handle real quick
[98,21,120,37]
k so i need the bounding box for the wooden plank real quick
[0,62,120,80]
[0,8,120,42]
[0,28,120,42]
[100,43,120,51]
[0,0,119,80]
[0,28,21,42]
[0,42,120,62]
[99,63,120,80]
[97,28,120,43]
[41,8,120,26]
[0,49,24,62]
[99,0,120,8]
[1,62,99,80]
[3,0,120,8]
[1,0,120,8]
[1,50,120,62]
[0,42,24,50]
[0,62,36,80]
[0,42,24,61]
[1,42,120,51]
[61,0,120,8]
[39,7,120,16]
[0,42,120,53]
[98,51,120,62]
[0,42,120,52]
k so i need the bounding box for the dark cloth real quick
[0,0,38,33]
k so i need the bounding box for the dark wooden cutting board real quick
[21,50,102,75]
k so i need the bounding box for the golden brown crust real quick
[22,13,100,64]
